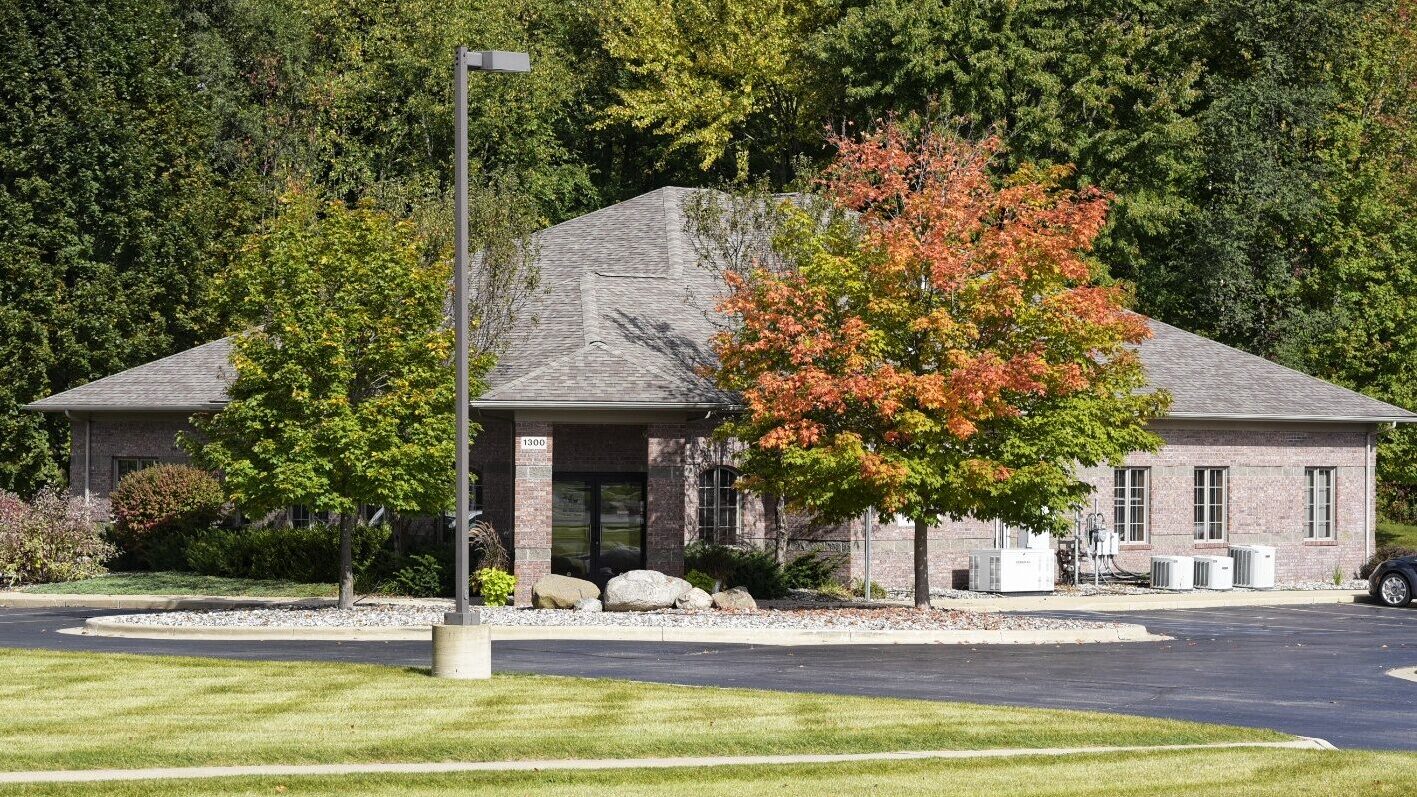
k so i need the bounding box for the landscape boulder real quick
[531,574,600,610]
[573,597,603,612]
[711,586,756,610]
[675,586,713,610]
[603,569,692,611]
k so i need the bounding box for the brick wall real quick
[850,422,1379,591]
[468,415,515,542]
[66,413,196,515]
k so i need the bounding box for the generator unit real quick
[1230,545,1277,589]
[1150,555,1195,590]
[1193,555,1234,590]
[969,548,1055,593]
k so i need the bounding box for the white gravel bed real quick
[105,604,1120,632]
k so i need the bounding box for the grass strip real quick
[0,648,1281,772]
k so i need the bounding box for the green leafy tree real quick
[597,0,839,183]
[186,191,473,608]
[814,0,1204,295]
[711,124,1168,607]
[0,0,229,494]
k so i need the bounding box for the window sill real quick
[1120,544,1153,551]
[1192,542,1228,549]
[1302,540,1338,547]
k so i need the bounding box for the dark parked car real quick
[1369,554,1417,608]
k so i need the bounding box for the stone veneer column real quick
[646,424,687,575]
[512,420,553,605]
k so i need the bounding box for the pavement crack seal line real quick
[0,739,1335,784]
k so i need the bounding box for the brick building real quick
[28,188,1416,601]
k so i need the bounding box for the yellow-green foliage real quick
[475,567,516,606]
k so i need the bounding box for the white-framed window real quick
[1306,467,1336,539]
[697,467,740,544]
[1193,467,1227,541]
[290,505,330,528]
[114,457,160,485]
[1113,467,1149,543]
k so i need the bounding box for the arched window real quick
[698,467,740,544]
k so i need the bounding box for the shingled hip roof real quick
[25,187,1416,424]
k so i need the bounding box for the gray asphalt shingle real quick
[26,187,1415,423]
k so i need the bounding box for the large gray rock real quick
[675,586,713,610]
[711,586,757,610]
[531,574,600,610]
[603,569,693,611]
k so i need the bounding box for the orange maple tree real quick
[711,123,1169,606]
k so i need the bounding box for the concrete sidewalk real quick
[0,739,1333,785]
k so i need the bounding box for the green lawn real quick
[19,571,336,598]
[1378,518,1417,550]
[0,648,1282,773]
[2,749,1414,796]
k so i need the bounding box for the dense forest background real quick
[2,0,1414,514]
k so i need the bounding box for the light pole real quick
[445,47,531,629]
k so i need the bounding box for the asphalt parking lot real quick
[1,602,1413,750]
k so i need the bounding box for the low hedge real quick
[185,523,391,584]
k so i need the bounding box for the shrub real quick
[185,522,391,583]
[0,488,114,586]
[683,541,742,584]
[1360,545,1417,579]
[684,541,789,599]
[476,567,516,606]
[816,580,852,600]
[727,547,788,598]
[386,554,445,597]
[782,551,847,589]
[852,578,887,599]
[109,465,223,569]
[684,569,716,593]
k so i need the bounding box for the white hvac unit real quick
[969,548,1056,593]
[1193,555,1234,590]
[1230,545,1276,589]
[1150,555,1195,590]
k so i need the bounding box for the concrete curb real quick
[943,589,1369,613]
[0,738,1334,785]
[0,592,333,611]
[76,616,1166,646]
[1386,666,1417,684]
[5,588,1367,614]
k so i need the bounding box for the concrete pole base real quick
[431,623,492,679]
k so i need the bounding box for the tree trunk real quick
[767,495,788,564]
[914,518,930,610]
[338,512,355,610]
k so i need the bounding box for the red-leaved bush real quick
[0,488,113,585]
[110,464,223,560]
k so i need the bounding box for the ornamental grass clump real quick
[0,488,114,586]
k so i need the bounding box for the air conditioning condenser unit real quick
[1193,555,1233,590]
[1150,555,1194,590]
[1230,545,1276,589]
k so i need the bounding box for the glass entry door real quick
[551,473,646,586]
